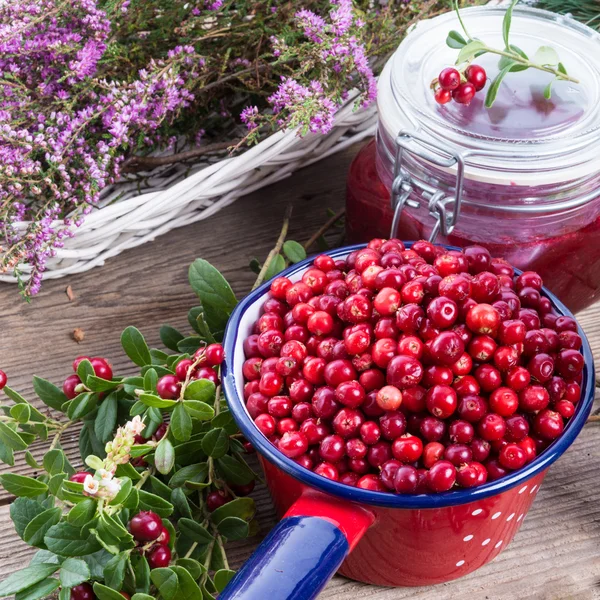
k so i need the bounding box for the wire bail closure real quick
[390,130,466,242]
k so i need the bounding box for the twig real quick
[586,415,600,423]
[252,205,293,290]
[122,141,238,173]
[303,209,346,252]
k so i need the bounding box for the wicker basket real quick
[0,94,376,285]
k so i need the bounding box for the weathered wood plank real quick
[1,144,600,599]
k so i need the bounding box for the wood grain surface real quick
[1,143,600,599]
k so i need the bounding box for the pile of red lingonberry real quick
[241,240,584,494]
[432,65,487,105]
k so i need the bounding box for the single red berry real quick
[519,385,550,413]
[386,355,424,388]
[505,415,529,442]
[279,431,309,458]
[71,583,95,600]
[205,343,225,366]
[426,385,457,419]
[72,356,91,372]
[394,465,419,493]
[499,443,527,470]
[452,82,476,105]
[153,423,168,441]
[157,375,180,400]
[457,394,487,422]
[207,490,233,512]
[533,409,565,440]
[422,441,445,468]
[438,67,461,91]
[466,304,500,335]
[376,385,403,411]
[470,438,491,462]
[427,460,456,492]
[129,511,163,541]
[63,374,82,400]
[0,369,6,391]
[555,399,575,419]
[392,434,423,463]
[147,544,172,569]
[332,408,364,438]
[465,64,487,91]
[90,357,113,380]
[356,474,386,491]
[314,462,339,481]
[448,420,475,444]
[456,461,488,488]
[175,359,195,381]
[69,471,92,484]
[157,527,171,545]
[477,413,506,441]
[434,88,452,105]
[489,387,519,417]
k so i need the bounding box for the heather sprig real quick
[0,0,480,296]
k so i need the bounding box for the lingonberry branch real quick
[252,205,293,290]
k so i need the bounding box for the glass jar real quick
[346,5,600,312]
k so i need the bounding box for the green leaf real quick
[211,411,238,435]
[184,400,214,421]
[23,508,62,548]
[93,582,128,600]
[116,462,142,481]
[10,403,31,423]
[48,473,67,497]
[0,474,47,497]
[43,449,65,476]
[11,498,45,538]
[0,565,58,597]
[150,569,179,600]
[194,310,216,344]
[171,566,203,600]
[32,377,67,411]
[184,378,215,403]
[44,523,102,556]
[264,254,285,280]
[87,376,120,393]
[59,558,90,588]
[109,477,133,506]
[121,327,152,367]
[155,438,175,475]
[485,63,514,108]
[216,456,255,485]
[95,394,118,443]
[533,45,559,66]
[59,588,70,600]
[178,519,213,544]
[123,487,139,510]
[446,29,467,49]
[67,498,97,527]
[217,517,249,541]
[139,394,177,409]
[170,488,193,520]
[502,0,519,49]
[175,559,205,581]
[456,40,487,64]
[544,80,554,99]
[210,498,255,525]
[498,46,529,73]
[168,463,208,489]
[160,325,185,352]
[138,490,174,517]
[213,570,236,593]
[104,553,127,590]
[15,577,60,600]
[188,259,237,313]
[67,393,97,420]
[76,359,95,385]
[150,475,173,499]
[0,422,28,451]
[2,386,32,407]
[25,451,40,469]
[99,512,133,541]
[131,553,151,595]
[201,428,229,459]
[558,62,567,75]
[282,240,306,264]
[171,403,192,442]
[144,369,158,394]
[177,337,203,354]
[150,349,169,364]
[81,550,113,579]
[132,595,156,600]
[248,258,261,274]
[85,455,104,471]
[79,424,105,465]
[29,550,62,566]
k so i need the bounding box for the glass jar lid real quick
[377,5,600,186]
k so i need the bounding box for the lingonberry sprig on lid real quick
[432,0,580,107]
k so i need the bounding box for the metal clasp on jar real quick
[390,130,466,242]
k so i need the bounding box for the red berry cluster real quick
[128,510,172,568]
[63,356,113,399]
[433,65,487,106]
[241,240,584,494]
[156,343,224,400]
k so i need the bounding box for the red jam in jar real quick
[346,6,600,312]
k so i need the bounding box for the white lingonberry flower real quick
[126,415,146,436]
[99,477,122,501]
[83,475,100,496]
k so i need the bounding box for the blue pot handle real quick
[219,494,374,600]
[219,515,349,600]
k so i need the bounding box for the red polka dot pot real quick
[220,244,594,600]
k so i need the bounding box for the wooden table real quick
[1,143,599,599]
